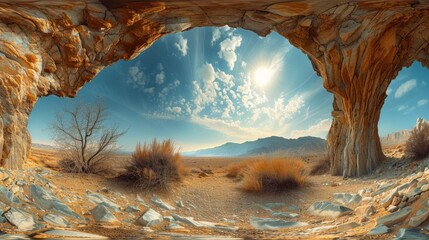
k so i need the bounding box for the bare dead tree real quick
[50,101,126,173]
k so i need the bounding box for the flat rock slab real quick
[376,207,412,227]
[372,182,396,197]
[333,193,362,205]
[158,232,243,240]
[409,210,429,227]
[172,214,238,232]
[369,224,390,235]
[152,195,176,211]
[43,230,108,239]
[4,207,39,231]
[43,214,71,227]
[29,184,82,220]
[393,228,429,240]
[125,205,141,213]
[0,186,20,205]
[265,203,286,209]
[0,235,30,239]
[308,201,353,217]
[271,211,299,218]
[250,217,308,230]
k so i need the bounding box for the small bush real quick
[310,156,330,175]
[58,158,79,173]
[226,159,256,179]
[241,158,306,192]
[122,139,185,190]
[405,119,429,160]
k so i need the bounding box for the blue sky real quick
[28,27,429,152]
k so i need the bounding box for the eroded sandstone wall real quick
[0,0,428,176]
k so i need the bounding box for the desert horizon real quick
[0,1,428,239]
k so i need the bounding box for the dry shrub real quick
[405,119,429,160]
[242,158,306,192]
[310,156,330,175]
[226,159,256,179]
[122,139,186,190]
[58,158,78,173]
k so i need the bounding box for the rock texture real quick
[2,1,429,176]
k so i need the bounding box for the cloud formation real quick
[174,35,188,57]
[418,99,428,107]
[218,35,242,70]
[395,79,416,98]
[127,61,147,88]
[211,28,221,45]
[155,64,165,84]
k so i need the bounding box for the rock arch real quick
[0,1,428,176]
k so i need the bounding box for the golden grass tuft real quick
[122,139,187,190]
[226,159,256,179]
[241,158,306,192]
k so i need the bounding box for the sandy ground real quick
[19,146,428,239]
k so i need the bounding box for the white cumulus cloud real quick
[211,28,221,45]
[218,35,242,70]
[126,61,147,88]
[174,34,188,57]
[418,99,428,107]
[395,79,417,98]
[155,63,165,84]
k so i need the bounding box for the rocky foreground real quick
[0,156,428,239]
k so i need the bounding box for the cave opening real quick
[28,26,333,161]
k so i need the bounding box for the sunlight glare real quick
[253,67,274,88]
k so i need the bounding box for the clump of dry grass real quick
[227,158,307,192]
[226,159,256,179]
[121,139,186,190]
[309,156,330,175]
[58,158,78,173]
[405,119,429,160]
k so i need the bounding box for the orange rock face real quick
[0,1,428,176]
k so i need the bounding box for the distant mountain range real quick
[184,136,327,157]
[380,130,411,146]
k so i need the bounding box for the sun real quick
[253,67,274,88]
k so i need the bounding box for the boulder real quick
[138,208,163,227]
[4,207,39,231]
[91,204,118,223]
[354,205,376,217]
